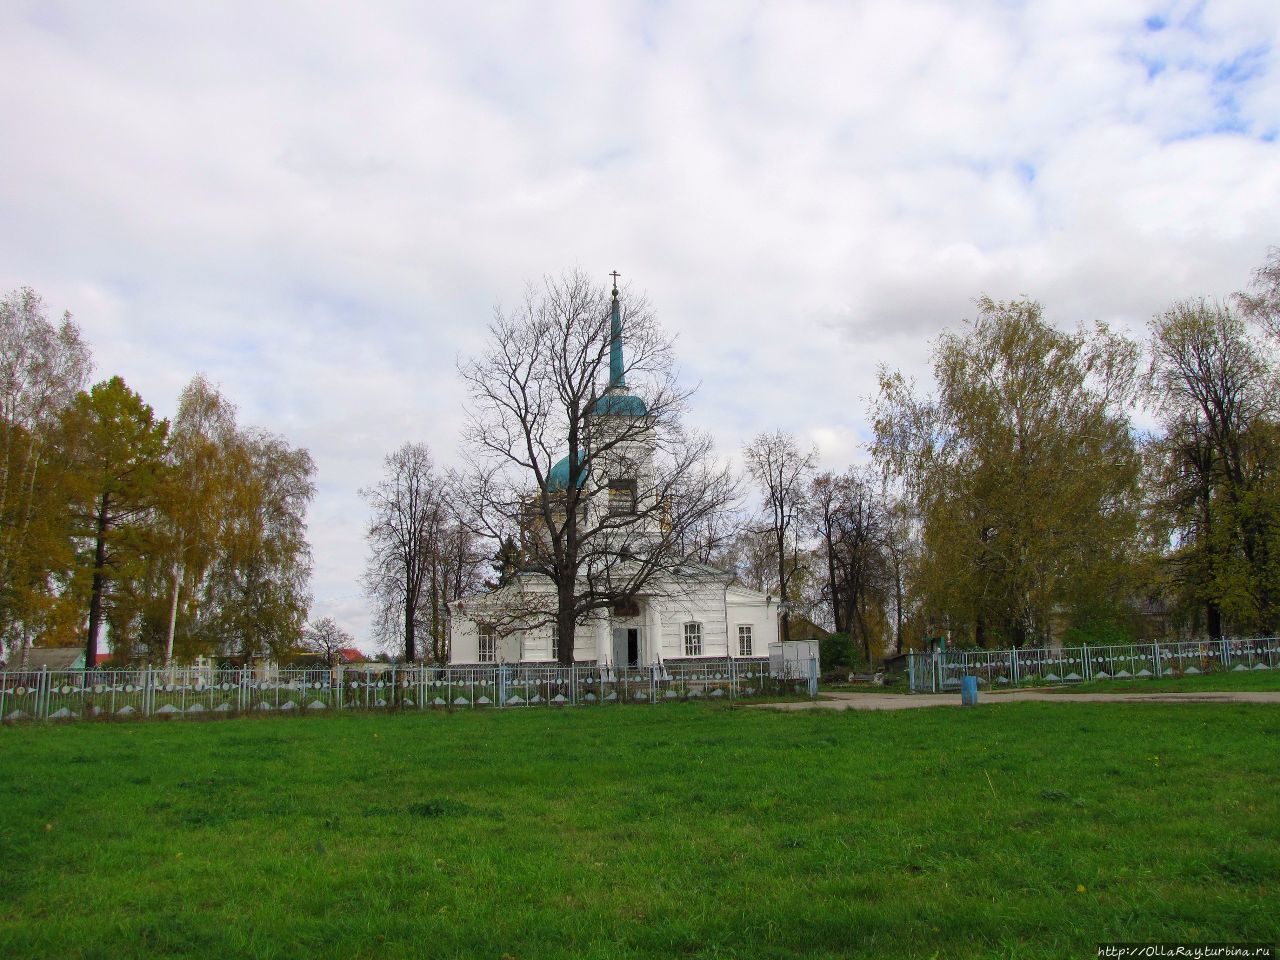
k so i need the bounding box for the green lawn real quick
[1043,669,1280,694]
[1,702,1277,959]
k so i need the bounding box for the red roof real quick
[94,652,114,665]
[337,647,365,663]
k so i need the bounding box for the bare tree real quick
[361,442,445,663]
[455,270,737,663]
[303,616,353,673]
[423,518,487,663]
[743,430,816,642]
[810,466,890,662]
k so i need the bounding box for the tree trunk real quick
[1207,601,1222,641]
[825,525,842,634]
[892,553,904,653]
[164,559,184,665]
[84,494,110,671]
[854,593,872,664]
[404,596,416,663]
[777,526,790,643]
[429,563,440,665]
[557,584,576,666]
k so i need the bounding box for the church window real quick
[683,622,703,657]
[550,625,559,661]
[608,478,637,515]
[478,625,496,663]
[738,625,753,657]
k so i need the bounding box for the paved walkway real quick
[757,689,1280,711]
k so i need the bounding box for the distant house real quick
[284,646,370,669]
[18,647,86,670]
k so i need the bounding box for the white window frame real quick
[478,624,496,663]
[683,622,703,657]
[738,624,753,657]
[550,624,560,662]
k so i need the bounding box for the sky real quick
[2,1,1278,648]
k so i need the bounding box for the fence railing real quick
[0,657,819,724]
[906,638,1280,693]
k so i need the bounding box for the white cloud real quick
[1,0,1277,645]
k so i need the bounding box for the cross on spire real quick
[609,270,621,294]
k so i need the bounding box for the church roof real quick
[592,392,648,417]
[547,450,587,493]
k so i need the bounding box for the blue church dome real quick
[547,450,587,493]
[591,392,648,417]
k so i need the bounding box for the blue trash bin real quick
[960,675,979,706]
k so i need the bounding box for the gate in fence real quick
[906,637,1280,693]
[0,656,819,724]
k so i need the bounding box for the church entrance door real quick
[612,628,640,667]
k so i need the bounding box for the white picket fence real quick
[0,656,819,723]
[907,637,1280,693]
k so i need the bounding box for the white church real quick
[448,281,781,668]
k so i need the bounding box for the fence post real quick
[498,664,506,707]
[1152,642,1163,677]
[807,656,818,698]
[1082,644,1091,683]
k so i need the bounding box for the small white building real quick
[449,280,780,667]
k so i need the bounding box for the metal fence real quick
[0,657,819,724]
[906,637,1280,693]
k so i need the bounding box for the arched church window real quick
[683,622,703,657]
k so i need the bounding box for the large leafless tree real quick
[455,270,737,664]
[810,466,891,662]
[361,442,452,663]
[743,429,816,642]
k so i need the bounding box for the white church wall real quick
[497,631,521,663]
[451,618,479,662]
[658,582,730,658]
[724,596,780,658]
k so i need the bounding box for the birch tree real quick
[157,376,239,663]
[0,288,91,663]
[873,297,1143,648]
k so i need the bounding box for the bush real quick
[820,633,863,672]
[1061,620,1134,648]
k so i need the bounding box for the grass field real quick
[1,701,1277,959]
[1045,669,1280,694]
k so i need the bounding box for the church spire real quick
[609,270,624,389]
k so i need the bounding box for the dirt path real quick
[756,689,1280,711]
